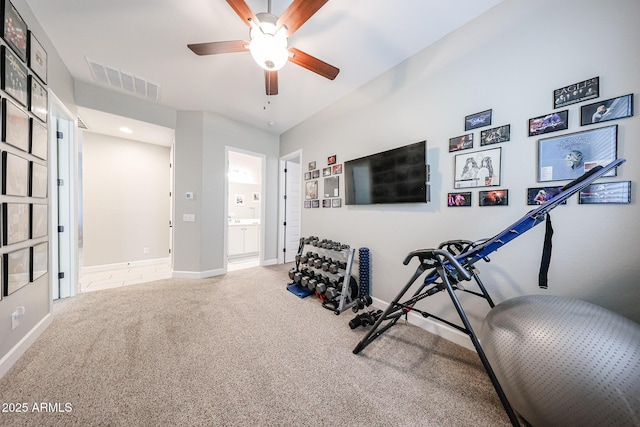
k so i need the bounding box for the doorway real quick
[279,151,302,264]
[226,149,264,271]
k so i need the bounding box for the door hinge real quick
[58,225,64,232]
[58,179,64,186]
[58,272,65,279]
[283,221,287,226]
[57,131,64,139]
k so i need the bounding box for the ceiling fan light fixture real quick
[249,13,288,71]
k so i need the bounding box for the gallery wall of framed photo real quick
[303,154,343,209]
[448,77,633,208]
[0,0,49,302]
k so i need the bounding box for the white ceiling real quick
[25,0,503,143]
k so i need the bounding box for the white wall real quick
[82,132,170,266]
[280,0,640,344]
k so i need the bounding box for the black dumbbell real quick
[288,268,297,280]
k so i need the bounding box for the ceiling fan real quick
[188,0,340,96]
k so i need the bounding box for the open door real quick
[279,151,301,263]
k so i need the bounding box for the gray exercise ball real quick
[480,294,640,427]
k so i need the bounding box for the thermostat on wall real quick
[185,192,194,200]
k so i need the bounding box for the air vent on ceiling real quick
[86,57,161,101]
[77,115,88,129]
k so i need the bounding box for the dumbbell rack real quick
[287,236,359,315]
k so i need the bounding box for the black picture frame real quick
[31,241,48,282]
[4,246,29,296]
[1,0,27,62]
[324,176,339,198]
[332,164,342,175]
[580,94,633,126]
[311,200,320,208]
[578,181,631,204]
[537,125,618,182]
[3,97,29,152]
[30,161,47,198]
[28,30,47,84]
[303,200,311,209]
[447,192,471,207]
[479,189,509,206]
[322,167,331,177]
[1,45,28,106]
[322,199,331,208]
[332,198,341,208]
[480,125,510,146]
[28,75,47,122]
[454,147,501,189]
[527,186,567,206]
[29,117,47,160]
[30,203,47,238]
[308,161,316,171]
[2,151,29,196]
[528,110,568,137]
[327,155,336,165]
[449,133,473,152]
[465,109,492,131]
[553,76,599,108]
[305,180,318,200]
[2,202,29,245]
[304,172,311,181]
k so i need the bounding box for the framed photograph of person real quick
[332,198,342,208]
[454,147,501,189]
[447,192,471,207]
[553,76,599,108]
[31,203,47,238]
[327,155,336,165]
[580,94,633,126]
[312,169,320,179]
[308,161,316,170]
[448,133,473,152]
[305,180,318,200]
[322,199,331,208]
[528,110,568,137]
[2,203,29,245]
[479,189,509,206]
[1,0,27,62]
[332,164,342,174]
[31,241,48,282]
[537,125,618,182]
[578,181,631,205]
[322,167,331,177]
[3,247,30,296]
[324,176,339,198]
[303,200,311,209]
[1,45,28,106]
[29,75,48,122]
[304,172,311,180]
[28,30,47,84]
[465,109,492,131]
[30,118,48,160]
[480,125,510,146]
[2,151,29,196]
[527,186,567,206]
[2,97,29,152]
[311,200,320,208]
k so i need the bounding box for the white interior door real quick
[283,160,301,263]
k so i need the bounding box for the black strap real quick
[538,213,553,288]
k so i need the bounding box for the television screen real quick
[344,141,427,205]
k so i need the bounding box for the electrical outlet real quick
[11,306,25,330]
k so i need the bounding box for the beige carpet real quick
[0,264,511,426]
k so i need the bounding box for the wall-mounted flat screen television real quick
[344,140,427,205]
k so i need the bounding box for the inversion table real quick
[352,158,626,426]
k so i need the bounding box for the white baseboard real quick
[82,257,170,274]
[0,313,53,379]
[370,296,475,352]
[262,258,277,266]
[172,268,226,279]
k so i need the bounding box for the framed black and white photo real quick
[2,97,29,151]
[31,203,47,238]
[1,0,27,62]
[449,133,473,152]
[537,125,618,182]
[454,147,501,189]
[305,180,318,200]
[578,181,631,205]
[322,199,331,208]
[1,45,28,106]
[303,200,311,209]
[324,176,339,198]
[2,151,29,196]
[4,247,30,296]
[29,75,47,122]
[30,161,47,198]
[312,169,320,179]
[308,161,316,171]
[2,203,29,245]
[447,192,471,207]
[311,200,320,208]
[528,110,568,137]
[479,189,509,206]
[527,186,566,206]
[28,30,47,83]
[31,241,48,282]
[553,76,599,108]
[304,172,311,181]
[30,118,47,160]
[322,167,331,177]
[480,125,510,146]
[580,94,633,126]
[332,198,341,208]
[465,109,492,131]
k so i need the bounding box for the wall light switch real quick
[183,214,196,222]
[185,192,194,200]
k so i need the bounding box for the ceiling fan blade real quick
[226,0,257,27]
[288,48,339,80]
[277,0,329,36]
[188,40,249,56]
[265,70,278,95]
